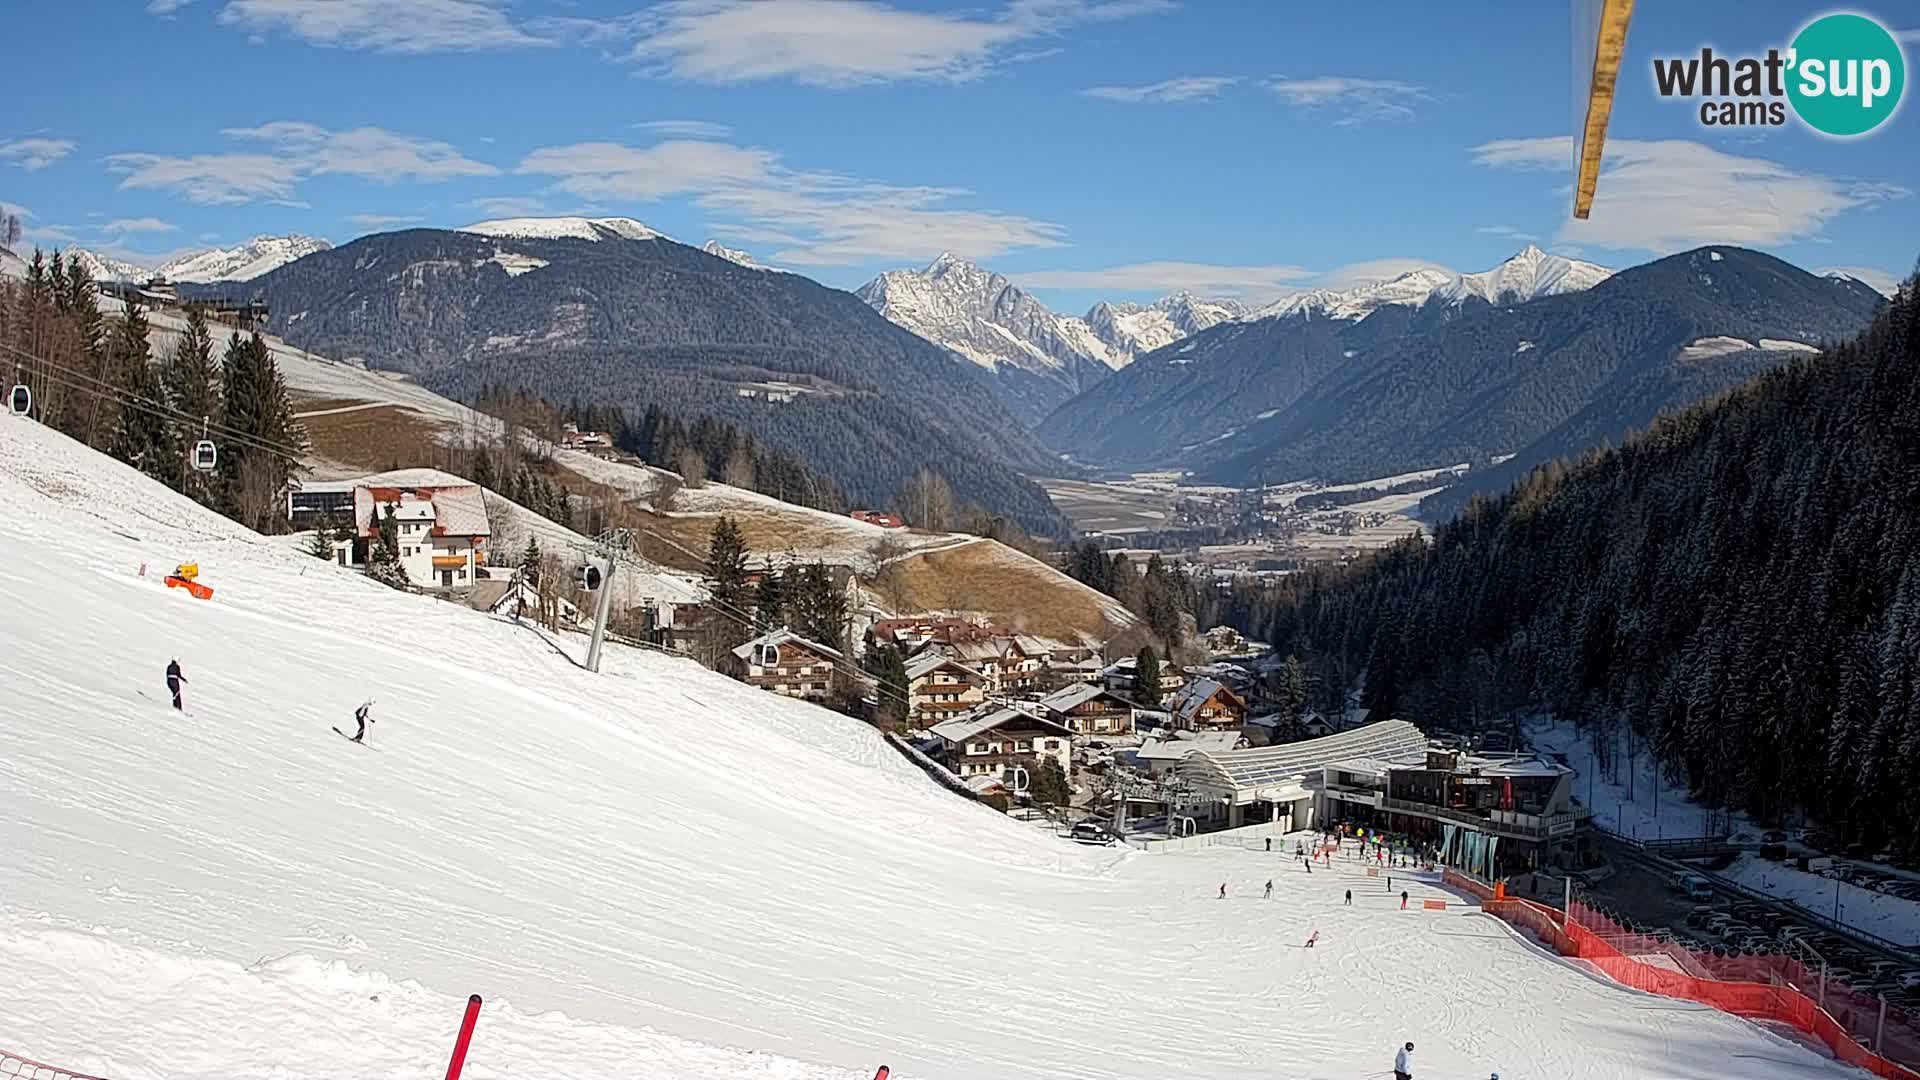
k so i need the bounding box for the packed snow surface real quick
[0,417,1869,1080]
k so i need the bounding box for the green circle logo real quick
[1787,13,1905,136]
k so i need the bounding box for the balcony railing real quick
[1380,797,1587,840]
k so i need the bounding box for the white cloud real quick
[1082,76,1238,103]
[1313,256,1454,290]
[634,119,735,139]
[1266,76,1429,125]
[1477,224,1540,243]
[348,213,426,228]
[1817,265,1905,297]
[517,137,1066,265]
[1472,135,1913,252]
[149,0,195,13]
[214,0,550,52]
[464,195,549,217]
[617,0,1173,87]
[100,217,178,237]
[1013,260,1311,299]
[0,138,77,172]
[108,122,495,205]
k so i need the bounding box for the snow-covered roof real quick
[905,652,986,682]
[1133,731,1241,763]
[732,628,844,663]
[929,705,1071,746]
[1036,682,1133,714]
[1163,678,1241,725]
[1177,720,1429,792]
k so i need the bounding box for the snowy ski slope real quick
[0,416,1871,1080]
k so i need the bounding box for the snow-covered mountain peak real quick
[459,216,666,243]
[156,234,332,283]
[1252,249,1612,324]
[65,248,152,283]
[700,239,761,269]
[1441,246,1613,305]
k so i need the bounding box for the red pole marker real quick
[445,994,483,1080]
[873,1068,891,1080]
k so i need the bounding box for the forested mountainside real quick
[1238,274,1920,850]
[1046,248,1883,496]
[202,227,1069,535]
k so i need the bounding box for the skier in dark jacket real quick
[350,700,374,743]
[165,659,186,710]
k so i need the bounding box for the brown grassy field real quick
[884,540,1130,643]
[298,404,452,474]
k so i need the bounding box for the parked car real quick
[1068,821,1110,845]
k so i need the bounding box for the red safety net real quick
[1438,868,1920,1079]
[2,1050,110,1080]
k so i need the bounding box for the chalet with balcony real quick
[1036,682,1139,738]
[929,705,1074,784]
[905,653,989,726]
[1163,678,1247,732]
[732,628,845,703]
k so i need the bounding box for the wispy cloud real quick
[1266,76,1430,125]
[214,0,551,53]
[1477,224,1540,243]
[1472,135,1912,251]
[1081,76,1238,104]
[517,136,1066,265]
[100,217,178,237]
[611,0,1174,87]
[634,119,735,139]
[1896,28,1920,44]
[108,121,496,205]
[0,138,77,172]
[348,213,426,228]
[463,195,549,218]
[1013,260,1311,299]
[1816,265,1904,297]
[148,0,195,13]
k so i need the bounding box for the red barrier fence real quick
[2,1050,110,1080]
[1438,868,1920,1080]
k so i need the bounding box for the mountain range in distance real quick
[63,235,335,285]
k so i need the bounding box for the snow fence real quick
[1444,869,1920,1080]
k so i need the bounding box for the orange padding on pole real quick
[1423,899,1447,910]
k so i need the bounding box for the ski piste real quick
[331,727,371,748]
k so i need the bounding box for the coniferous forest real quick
[1231,272,1920,852]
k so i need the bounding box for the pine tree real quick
[107,300,172,482]
[306,528,336,560]
[218,332,303,531]
[865,643,910,729]
[1134,647,1162,705]
[365,505,412,590]
[1279,654,1308,740]
[703,515,753,662]
[162,305,221,499]
[521,536,542,586]
[1030,757,1073,808]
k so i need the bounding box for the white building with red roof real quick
[349,482,491,590]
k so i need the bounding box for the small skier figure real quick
[1401,890,1410,910]
[1305,860,1313,875]
[1265,837,1272,853]
[1394,1040,1415,1080]
[1219,882,1227,900]
[1344,889,1353,906]
[350,700,374,743]
[1264,879,1274,899]
[1304,929,1319,948]
[165,658,187,711]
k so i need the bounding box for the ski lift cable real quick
[6,353,310,465]
[0,340,311,462]
[3,350,308,464]
[15,366,310,469]
[0,341,310,462]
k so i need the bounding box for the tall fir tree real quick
[107,300,173,482]
[162,305,221,499]
[1134,647,1162,705]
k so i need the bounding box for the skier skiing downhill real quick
[164,659,186,711]
[1394,1040,1415,1080]
[350,700,374,743]
[1304,929,1319,948]
[1264,879,1274,899]
[1218,882,1227,900]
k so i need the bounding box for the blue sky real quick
[3,0,1914,311]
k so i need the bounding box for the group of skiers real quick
[163,660,375,743]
